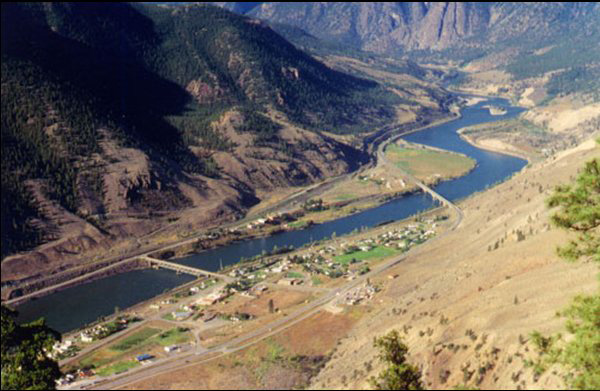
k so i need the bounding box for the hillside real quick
[2,2,449,284]
[221,2,599,56]
[212,2,600,103]
[108,141,599,391]
[310,139,599,390]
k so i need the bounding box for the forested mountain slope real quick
[2,3,448,284]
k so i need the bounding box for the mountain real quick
[214,2,600,100]
[4,2,445,279]
[219,2,599,55]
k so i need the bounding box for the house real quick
[203,312,218,322]
[252,284,268,294]
[78,369,95,378]
[172,311,192,321]
[278,278,302,286]
[271,265,284,273]
[80,332,93,343]
[195,289,229,306]
[56,373,76,386]
[164,345,179,353]
[52,339,73,354]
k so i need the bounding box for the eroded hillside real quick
[1,3,450,290]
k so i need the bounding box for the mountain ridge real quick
[2,2,449,284]
[213,2,600,55]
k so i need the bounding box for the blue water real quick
[16,97,527,333]
[405,98,527,202]
[16,269,194,333]
[173,97,527,272]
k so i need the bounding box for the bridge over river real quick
[139,256,234,283]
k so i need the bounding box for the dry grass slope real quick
[310,139,599,390]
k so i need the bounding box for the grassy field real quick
[154,328,192,346]
[333,246,398,265]
[385,144,476,179]
[110,328,162,352]
[288,220,311,229]
[79,326,193,376]
[286,271,305,279]
[95,360,139,377]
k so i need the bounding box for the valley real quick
[14,94,550,389]
[2,3,599,391]
[1,3,456,299]
[48,106,597,391]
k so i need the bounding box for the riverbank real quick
[310,138,598,391]
[5,259,147,305]
[457,128,533,163]
[2,113,460,305]
[11,95,529,334]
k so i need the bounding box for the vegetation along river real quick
[16,97,527,333]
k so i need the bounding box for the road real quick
[59,279,229,369]
[55,114,468,390]
[376,120,464,230]
[5,113,458,308]
[67,182,464,390]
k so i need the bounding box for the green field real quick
[110,328,162,352]
[333,246,398,264]
[286,271,305,279]
[385,145,476,179]
[95,360,139,377]
[79,326,193,376]
[155,328,191,346]
[288,221,310,229]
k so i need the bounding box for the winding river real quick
[16,96,527,333]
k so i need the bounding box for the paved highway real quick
[58,116,466,390]
[71,181,463,390]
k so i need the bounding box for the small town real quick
[51,214,446,386]
[4,4,596,390]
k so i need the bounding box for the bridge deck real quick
[140,256,233,282]
[415,182,453,207]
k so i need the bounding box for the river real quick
[16,96,527,333]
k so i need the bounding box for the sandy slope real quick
[310,139,599,390]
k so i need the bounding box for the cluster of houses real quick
[375,224,437,249]
[339,281,380,306]
[240,283,269,298]
[246,212,298,230]
[163,289,237,324]
[50,339,76,359]
[195,288,231,306]
[190,278,218,293]
[78,316,132,343]
[79,324,110,343]
[56,369,95,387]
[149,219,442,329]
[220,220,440,293]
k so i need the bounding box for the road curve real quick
[62,118,469,391]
